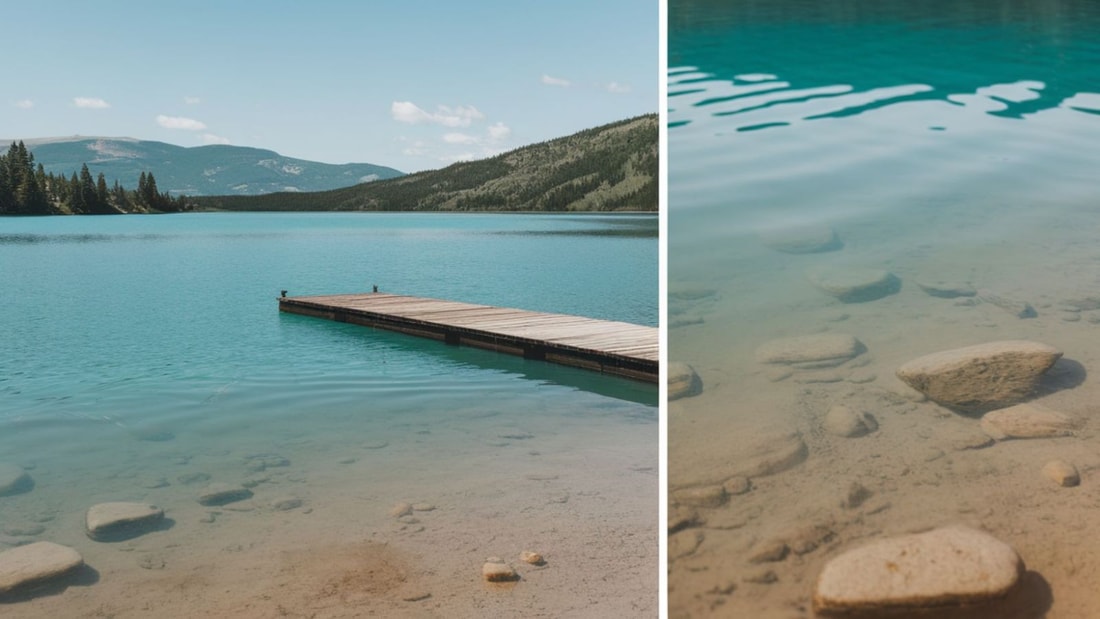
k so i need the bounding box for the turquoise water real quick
[670,1,1100,617]
[2,213,656,430]
[0,212,657,616]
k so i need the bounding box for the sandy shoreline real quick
[1,402,657,617]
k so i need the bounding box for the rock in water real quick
[806,267,900,303]
[758,225,841,254]
[0,542,84,595]
[978,290,1037,318]
[915,278,977,299]
[0,463,32,497]
[197,483,253,506]
[1042,460,1080,487]
[755,334,863,366]
[668,362,702,400]
[85,502,165,541]
[896,341,1062,413]
[980,403,1081,440]
[813,525,1023,614]
[823,405,878,438]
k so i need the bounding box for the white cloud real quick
[442,132,478,144]
[487,122,511,141]
[541,74,571,87]
[157,115,208,130]
[74,97,110,109]
[201,133,230,145]
[15,99,33,109]
[605,81,631,93]
[391,101,485,127]
[184,96,201,105]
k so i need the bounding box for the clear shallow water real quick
[0,212,658,614]
[670,1,1100,617]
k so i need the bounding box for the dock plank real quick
[278,293,658,382]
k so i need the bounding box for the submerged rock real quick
[0,464,32,497]
[813,525,1023,614]
[915,278,977,299]
[896,340,1062,413]
[980,403,1081,440]
[0,542,83,596]
[85,502,165,541]
[806,267,900,303]
[824,405,878,438]
[1042,460,1080,487]
[978,290,1037,319]
[755,334,863,366]
[758,224,842,254]
[197,483,253,506]
[668,362,702,400]
[671,485,728,508]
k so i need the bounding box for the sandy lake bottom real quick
[669,201,1100,618]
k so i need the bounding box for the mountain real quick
[11,137,404,196]
[194,114,658,212]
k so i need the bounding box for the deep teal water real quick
[670,0,1100,235]
[0,212,657,458]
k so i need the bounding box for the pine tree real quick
[96,173,109,210]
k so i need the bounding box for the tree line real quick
[0,141,191,215]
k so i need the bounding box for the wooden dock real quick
[278,293,658,382]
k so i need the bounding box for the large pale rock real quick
[896,341,1062,413]
[759,224,841,254]
[980,403,1081,440]
[807,267,900,303]
[0,541,84,595]
[86,502,165,541]
[813,525,1023,614]
[0,464,32,497]
[756,334,863,366]
[668,362,701,400]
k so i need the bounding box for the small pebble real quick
[744,569,778,584]
[390,502,413,518]
[520,551,545,565]
[402,591,432,602]
[482,560,519,582]
[272,497,303,511]
[1042,460,1080,487]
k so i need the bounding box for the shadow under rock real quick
[0,563,100,604]
[90,516,176,543]
[1037,357,1087,395]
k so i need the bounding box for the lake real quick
[668,1,1100,617]
[0,212,658,617]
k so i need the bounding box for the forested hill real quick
[195,114,658,212]
[17,137,404,196]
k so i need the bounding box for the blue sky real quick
[2,1,658,172]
